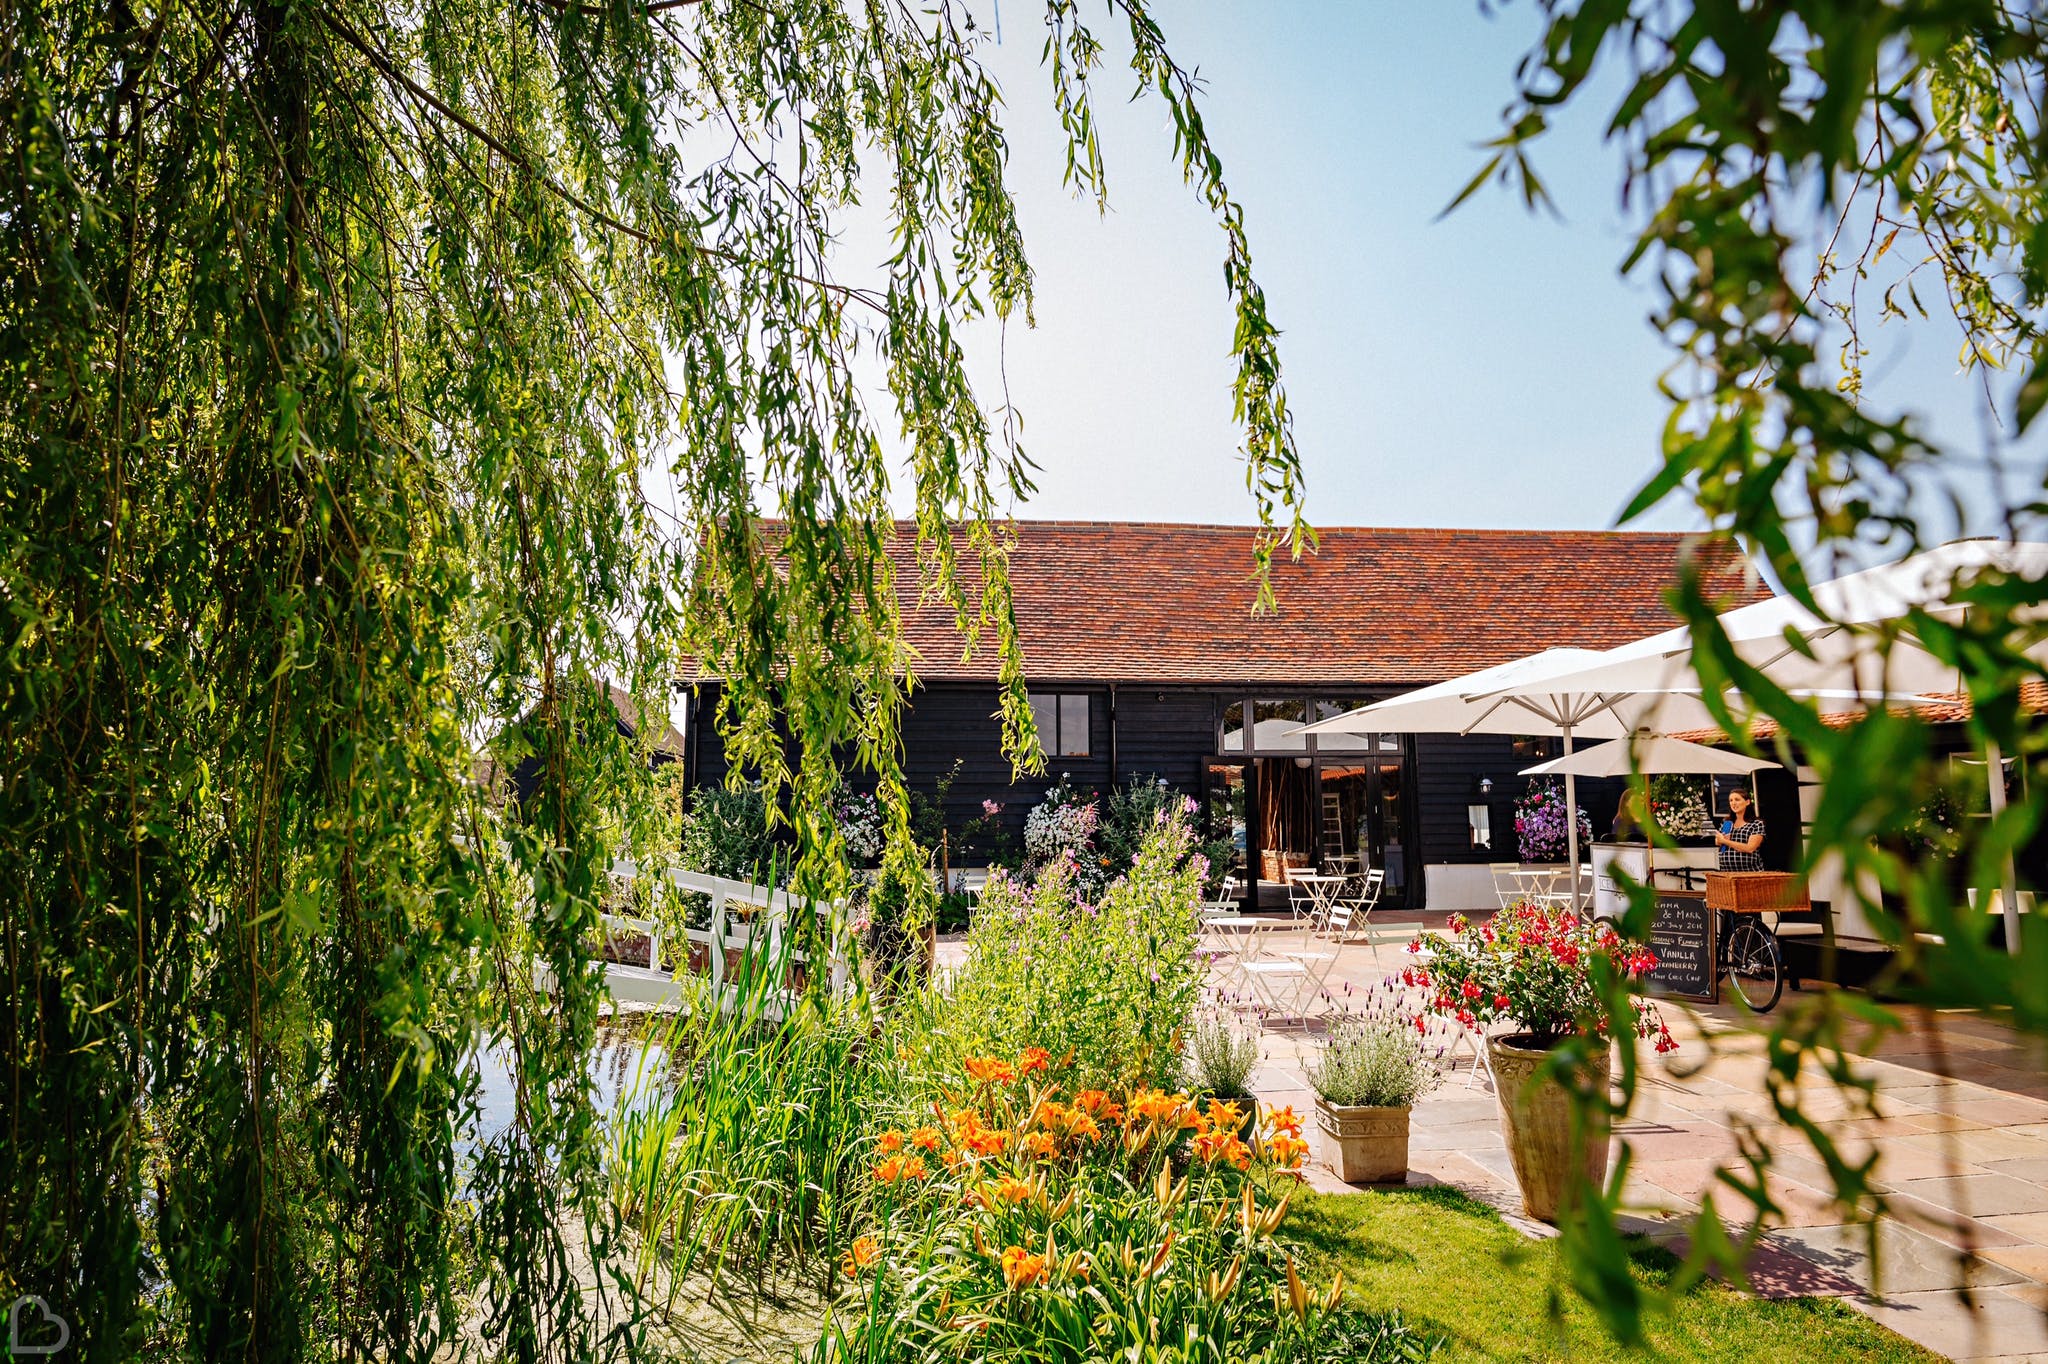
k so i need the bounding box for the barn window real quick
[1028,692,1092,757]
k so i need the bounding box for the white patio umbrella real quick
[1293,649,1763,910]
[1476,540,2048,950]
[1522,735,1780,912]
[1518,734,1777,779]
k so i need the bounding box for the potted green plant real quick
[1306,1011,1441,1185]
[1183,1006,1261,1139]
[1405,903,1674,1220]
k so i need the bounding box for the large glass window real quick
[1310,698,1373,751]
[1028,691,1092,757]
[1202,760,1249,878]
[1218,697,1405,757]
[1253,698,1309,751]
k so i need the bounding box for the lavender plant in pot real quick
[1404,902,1675,1221]
[1307,1009,1441,1185]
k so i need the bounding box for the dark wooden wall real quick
[1415,733,1627,865]
[1110,688,1219,791]
[690,680,1526,886]
[1414,733,1517,867]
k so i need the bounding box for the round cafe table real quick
[1507,866,1572,907]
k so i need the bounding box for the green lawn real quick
[1286,1186,1937,1363]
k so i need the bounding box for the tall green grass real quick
[604,921,879,1304]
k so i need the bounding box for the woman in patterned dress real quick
[1714,788,1767,871]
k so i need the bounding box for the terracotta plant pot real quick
[1486,1033,1612,1223]
[1314,1096,1411,1185]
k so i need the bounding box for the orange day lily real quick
[999,1245,1048,1289]
[1266,1134,1309,1168]
[1263,1105,1304,1138]
[989,1176,1034,1205]
[1072,1090,1123,1124]
[839,1235,881,1277]
[964,1055,1016,1086]
[874,1154,929,1185]
[1192,1129,1252,1170]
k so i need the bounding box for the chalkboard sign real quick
[1646,892,1717,1003]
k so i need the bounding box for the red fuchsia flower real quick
[1455,1008,1477,1029]
[1493,994,1511,1011]
[1655,1026,1679,1054]
[1414,1015,1428,1034]
[1460,980,1482,1000]
[1447,913,1470,934]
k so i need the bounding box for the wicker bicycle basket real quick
[1703,870,1810,914]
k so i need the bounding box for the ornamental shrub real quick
[1646,774,1711,839]
[940,810,1204,1091]
[1022,774,1099,869]
[1404,902,1675,1051]
[835,789,887,864]
[1183,1006,1263,1100]
[1095,774,1237,898]
[679,781,776,880]
[1308,1016,1441,1110]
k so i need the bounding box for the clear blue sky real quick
[907,1,2041,542]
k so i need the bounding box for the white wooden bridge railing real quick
[590,859,852,1009]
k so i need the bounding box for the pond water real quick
[469,1022,675,1147]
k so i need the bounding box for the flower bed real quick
[814,1050,1408,1363]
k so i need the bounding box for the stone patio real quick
[1220,921,2048,1364]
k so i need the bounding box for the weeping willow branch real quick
[0,0,1303,1358]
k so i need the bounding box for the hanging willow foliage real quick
[1472,0,2048,1344]
[0,1,1304,1359]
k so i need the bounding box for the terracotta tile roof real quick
[879,521,1761,686]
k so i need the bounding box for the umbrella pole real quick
[1986,741,2022,955]
[1564,724,1580,914]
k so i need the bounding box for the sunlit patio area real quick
[1194,925,2048,1363]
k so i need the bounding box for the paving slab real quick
[1698,1173,1858,1229]
[1988,1213,2048,1244]
[1886,1192,2032,1252]
[1991,1159,2048,1185]
[1853,1286,2048,1361]
[1956,1098,2048,1127]
[1898,1129,2048,1166]
[1893,1174,2048,1219]
[1770,1220,2026,1296]
[1984,1244,2048,1282]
